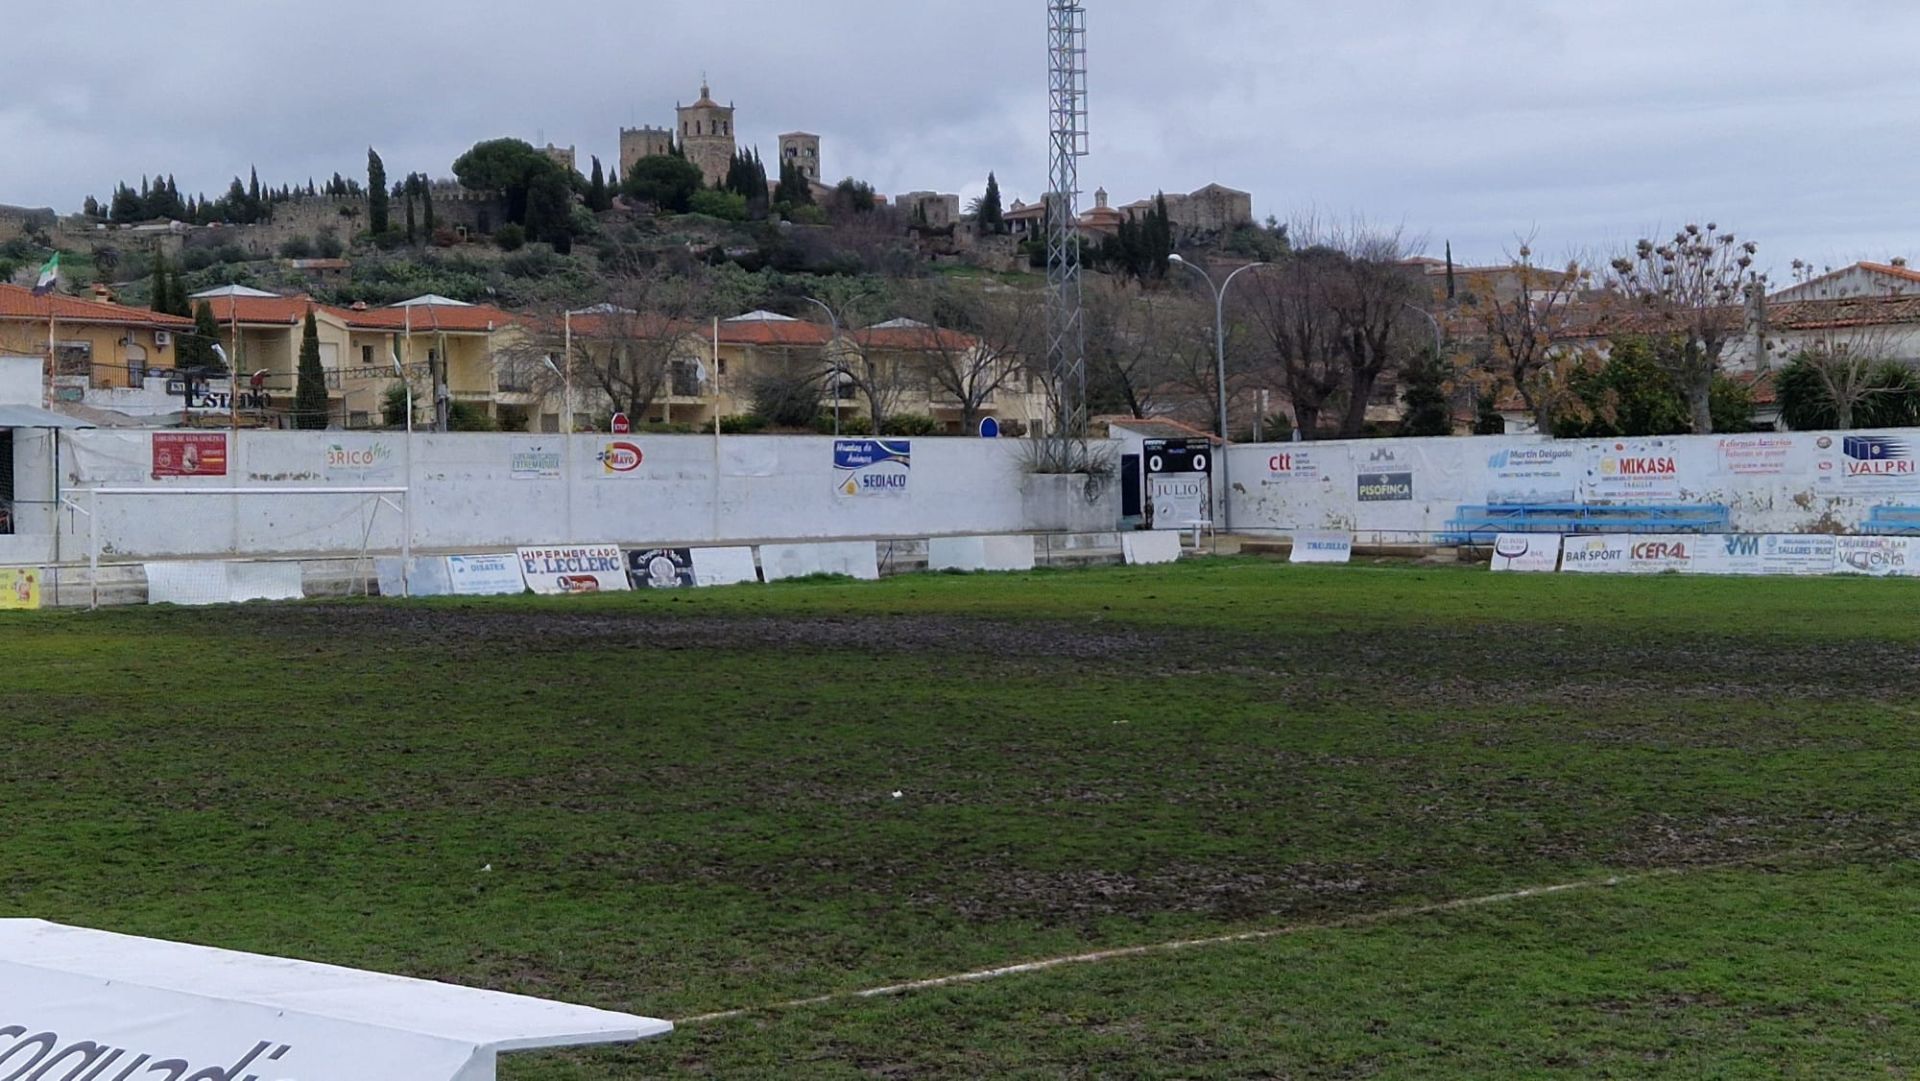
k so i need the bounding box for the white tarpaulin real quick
[517,545,631,595]
[759,541,881,581]
[690,546,761,586]
[928,536,1036,573]
[146,562,305,606]
[0,920,669,1081]
[1121,531,1182,566]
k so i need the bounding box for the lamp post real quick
[799,296,843,437]
[1403,302,1444,356]
[1169,255,1269,532]
[561,308,578,433]
[543,355,575,540]
[390,348,413,597]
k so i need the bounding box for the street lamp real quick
[1169,254,1269,532]
[543,355,575,539]
[798,296,843,437]
[1403,302,1444,356]
[390,348,414,597]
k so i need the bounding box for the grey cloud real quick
[6,0,1918,273]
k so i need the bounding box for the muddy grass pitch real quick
[4,560,1918,1078]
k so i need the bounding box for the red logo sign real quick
[151,432,229,478]
[599,441,644,474]
[611,412,631,435]
[1631,541,1689,561]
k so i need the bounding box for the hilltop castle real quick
[619,80,821,189]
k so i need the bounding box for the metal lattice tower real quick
[1046,0,1089,444]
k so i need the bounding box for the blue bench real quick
[1865,506,1920,535]
[1439,503,1732,545]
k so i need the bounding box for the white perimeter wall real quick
[1228,430,1920,541]
[45,432,1119,561]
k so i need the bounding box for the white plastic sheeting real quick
[1121,532,1182,566]
[145,561,303,605]
[928,535,1037,573]
[759,541,881,581]
[0,920,669,1081]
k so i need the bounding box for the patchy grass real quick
[1,560,1916,1077]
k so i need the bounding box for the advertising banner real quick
[1355,444,1416,503]
[517,545,631,595]
[1622,534,1697,573]
[1263,447,1324,485]
[627,547,697,589]
[1713,434,1795,477]
[322,439,400,483]
[1290,531,1354,564]
[595,440,645,478]
[1144,437,1212,529]
[1584,439,1683,502]
[446,554,526,596]
[1489,534,1561,572]
[0,567,42,611]
[151,432,228,479]
[1835,535,1915,577]
[510,440,563,480]
[1559,534,1633,573]
[833,439,912,498]
[1820,433,1920,492]
[1484,445,1579,504]
[1692,534,1837,576]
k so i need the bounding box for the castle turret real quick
[779,132,822,183]
[619,126,675,175]
[677,80,737,187]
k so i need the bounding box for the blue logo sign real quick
[979,417,1001,439]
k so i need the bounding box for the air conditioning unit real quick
[154,331,172,348]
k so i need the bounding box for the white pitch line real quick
[676,840,1889,1027]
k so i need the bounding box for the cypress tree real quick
[192,302,224,374]
[420,174,436,233]
[367,148,390,235]
[981,172,1004,234]
[587,157,611,212]
[293,310,330,430]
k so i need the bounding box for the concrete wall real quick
[1227,430,1920,541]
[44,432,1119,560]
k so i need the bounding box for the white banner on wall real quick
[1485,446,1580,504]
[1584,439,1683,502]
[510,440,563,480]
[322,438,401,483]
[1290,531,1353,564]
[833,439,912,498]
[1263,447,1325,485]
[447,554,527,595]
[517,545,631,594]
[1559,534,1633,573]
[1713,434,1795,477]
[1490,533,1561,572]
[1818,433,1920,492]
[1835,535,1915,576]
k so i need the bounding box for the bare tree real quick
[1240,246,1345,438]
[894,281,1044,432]
[1605,222,1762,433]
[1481,239,1585,433]
[557,269,709,422]
[1082,276,1202,420]
[813,281,915,433]
[1775,276,1907,429]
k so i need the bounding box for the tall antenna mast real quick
[1046,0,1089,446]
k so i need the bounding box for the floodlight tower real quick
[1046,0,1089,447]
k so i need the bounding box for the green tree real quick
[774,159,814,210]
[623,155,703,213]
[587,156,612,212]
[149,256,173,316]
[1553,336,1689,438]
[979,172,1004,234]
[451,138,557,227]
[293,310,330,430]
[689,189,749,221]
[1776,353,1920,431]
[367,148,390,235]
[1399,354,1454,436]
[523,167,577,253]
[191,302,225,374]
[419,174,436,234]
[1473,389,1506,435]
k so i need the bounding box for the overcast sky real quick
[5,0,1916,274]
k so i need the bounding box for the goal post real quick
[61,486,410,609]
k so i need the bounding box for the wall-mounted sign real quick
[151,432,228,479]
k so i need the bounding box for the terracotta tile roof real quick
[852,324,976,351]
[716,320,833,347]
[343,303,518,334]
[1768,294,1920,331]
[0,283,193,328]
[1093,415,1224,445]
[195,294,322,326]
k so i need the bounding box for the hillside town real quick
[2,79,1917,447]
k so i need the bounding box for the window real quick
[540,412,560,433]
[717,358,728,377]
[361,345,374,367]
[53,341,91,378]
